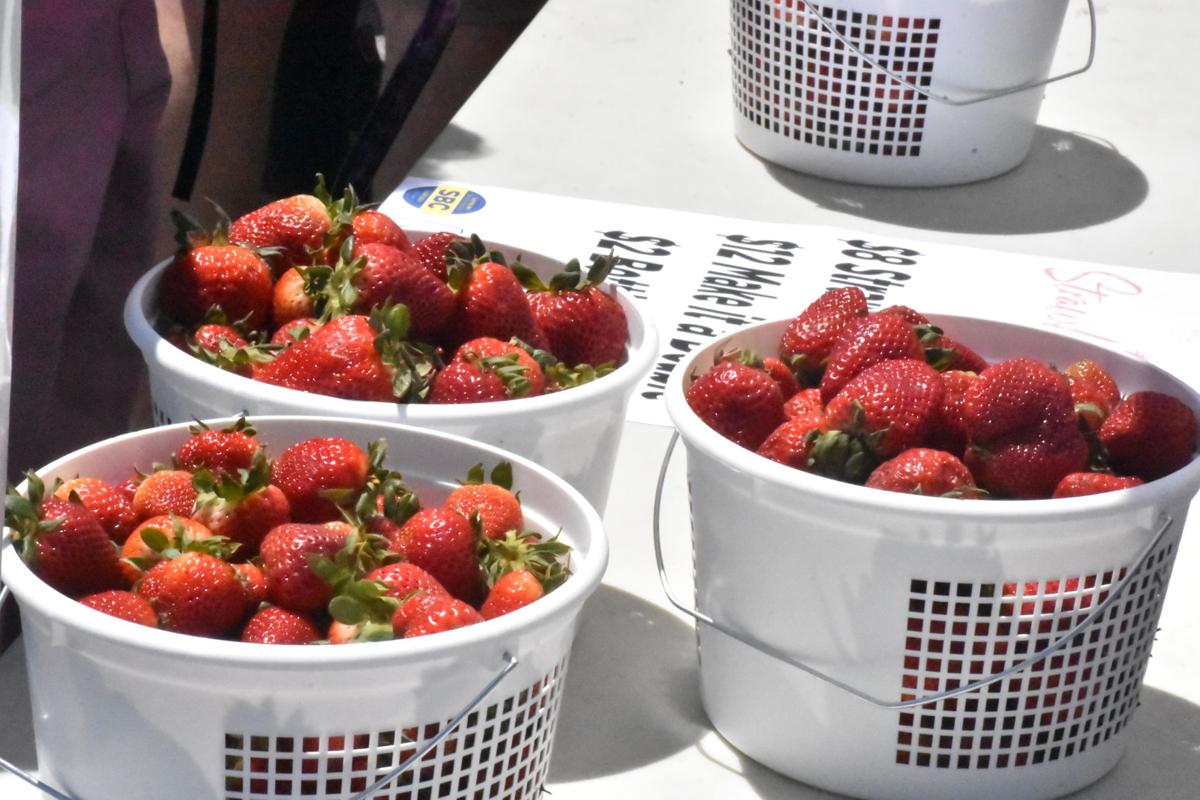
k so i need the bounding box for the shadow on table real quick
[411,123,489,175]
[0,638,34,771]
[762,126,1148,236]
[718,685,1200,799]
[548,584,709,781]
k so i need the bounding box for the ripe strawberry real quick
[685,358,786,450]
[351,209,414,254]
[413,231,460,281]
[229,178,345,271]
[1052,472,1144,498]
[259,522,352,613]
[818,312,925,404]
[174,418,261,477]
[138,551,248,636]
[325,241,455,337]
[783,386,824,419]
[186,322,276,377]
[927,369,978,455]
[189,322,249,353]
[756,410,823,470]
[389,589,448,637]
[878,305,930,325]
[131,469,198,520]
[241,605,321,644]
[79,590,158,627]
[269,437,369,523]
[479,528,571,593]
[5,487,125,597]
[865,448,980,497]
[160,211,275,329]
[966,421,1089,499]
[270,316,321,346]
[815,359,944,480]
[253,306,439,402]
[429,337,545,404]
[963,358,1077,444]
[445,462,523,541]
[1064,360,1121,431]
[120,515,220,583]
[388,507,483,605]
[480,569,544,620]
[1098,391,1197,480]
[54,477,137,544]
[778,287,869,385]
[192,454,291,559]
[235,561,269,611]
[515,255,628,367]
[446,236,546,349]
[402,596,484,638]
[365,562,450,602]
[927,334,988,374]
[272,267,317,326]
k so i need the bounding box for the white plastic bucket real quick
[123,235,658,512]
[659,314,1200,800]
[731,0,1095,186]
[0,416,608,800]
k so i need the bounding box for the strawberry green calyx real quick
[445,234,511,291]
[477,352,533,397]
[312,173,362,252]
[188,416,256,438]
[479,525,572,592]
[316,238,366,321]
[460,461,514,491]
[807,402,887,484]
[512,253,615,294]
[310,527,394,609]
[131,515,242,566]
[192,451,271,507]
[368,302,442,402]
[5,472,61,564]
[189,336,281,372]
[509,336,614,389]
[327,578,401,632]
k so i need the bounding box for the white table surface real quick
[4,1,1200,798]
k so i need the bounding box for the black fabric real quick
[171,0,218,200]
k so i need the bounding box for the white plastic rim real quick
[0,416,608,800]
[663,314,1200,800]
[731,0,1076,186]
[123,233,659,512]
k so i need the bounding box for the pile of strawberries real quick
[685,287,1199,499]
[5,420,571,642]
[156,176,628,404]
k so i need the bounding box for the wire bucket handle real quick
[652,430,1174,710]
[0,593,518,800]
[797,0,1097,107]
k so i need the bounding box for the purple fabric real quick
[9,0,170,480]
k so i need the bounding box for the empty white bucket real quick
[659,314,1200,800]
[731,0,1096,186]
[1,416,607,800]
[123,234,658,511]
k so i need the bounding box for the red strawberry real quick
[966,421,1089,499]
[480,569,544,620]
[429,337,546,404]
[241,606,321,644]
[364,562,450,602]
[878,305,930,325]
[1052,472,1144,498]
[413,231,460,281]
[174,418,261,478]
[253,306,438,402]
[819,312,925,404]
[160,211,275,329]
[53,477,137,544]
[269,437,369,523]
[79,590,158,627]
[389,589,448,637]
[1098,391,1197,480]
[120,515,220,584]
[319,242,456,338]
[756,409,823,470]
[927,369,978,456]
[137,551,248,636]
[7,490,125,597]
[962,358,1077,444]
[402,596,484,638]
[686,358,786,450]
[515,256,628,367]
[235,561,269,611]
[388,507,483,605]
[270,316,321,347]
[1064,360,1121,431]
[865,448,980,497]
[351,209,414,254]
[816,359,945,479]
[186,323,276,378]
[192,454,291,559]
[778,287,869,384]
[229,180,343,271]
[272,267,316,327]
[927,334,988,374]
[259,522,352,613]
[189,322,249,353]
[131,469,198,520]
[783,387,824,419]
[445,462,523,541]
[446,237,546,349]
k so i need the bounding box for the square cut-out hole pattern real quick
[732,0,937,156]
[895,544,1176,770]
[222,660,566,799]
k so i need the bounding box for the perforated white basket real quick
[658,315,1200,800]
[0,417,608,800]
[731,0,1096,186]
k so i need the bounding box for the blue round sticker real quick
[402,185,486,215]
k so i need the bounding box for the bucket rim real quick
[664,313,1200,524]
[123,249,658,422]
[0,416,609,667]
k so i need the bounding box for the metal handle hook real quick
[795,0,1097,107]
[653,430,1175,710]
